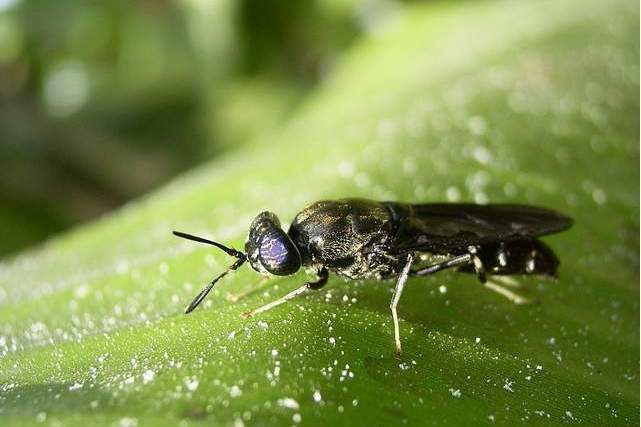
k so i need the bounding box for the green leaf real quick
[1,0,638,425]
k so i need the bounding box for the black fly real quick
[173,198,573,355]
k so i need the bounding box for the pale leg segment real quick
[226,276,271,302]
[390,253,414,357]
[484,280,534,305]
[490,275,523,289]
[243,284,310,317]
[468,246,532,304]
[243,269,328,318]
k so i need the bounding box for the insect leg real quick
[467,246,487,283]
[490,275,524,289]
[184,256,246,314]
[390,253,414,357]
[410,253,472,276]
[483,280,534,305]
[226,276,272,302]
[409,251,532,304]
[463,247,533,304]
[242,269,328,318]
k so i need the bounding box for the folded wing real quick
[388,203,573,253]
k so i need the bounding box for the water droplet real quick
[230,385,242,398]
[257,320,269,329]
[119,417,138,427]
[277,397,300,410]
[445,186,461,202]
[185,378,199,392]
[592,188,607,205]
[472,146,493,165]
[142,370,155,384]
[68,381,83,391]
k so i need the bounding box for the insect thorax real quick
[289,199,406,280]
[332,243,406,280]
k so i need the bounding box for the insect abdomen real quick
[459,239,560,277]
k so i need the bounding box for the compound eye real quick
[258,227,301,276]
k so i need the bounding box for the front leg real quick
[226,276,272,302]
[390,253,414,357]
[243,268,328,318]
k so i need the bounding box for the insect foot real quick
[395,345,402,358]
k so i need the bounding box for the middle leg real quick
[390,253,414,357]
[411,249,532,305]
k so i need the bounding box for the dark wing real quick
[387,203,573,254]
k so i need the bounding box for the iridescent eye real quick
[245,211,301,276]
[259,227,301,276]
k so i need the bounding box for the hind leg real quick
[468,246,533,305]
[483,279,534,305]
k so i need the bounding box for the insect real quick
[173,198,573,355]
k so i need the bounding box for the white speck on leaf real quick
[445,186,461,202]
[119,417,138,427]
[472,146,493,165]
[68,382,83,391]
[142,370,155,384]
[185,378,199,392]
[278,397,300,410]
[592,188,607,205]
[230,385,242,398]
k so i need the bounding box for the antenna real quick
[173,230,247,313]
[173,231,245,258]
[184,257,246,313]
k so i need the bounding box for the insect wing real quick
[388,203,573,253]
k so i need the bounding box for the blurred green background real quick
[0,0,377,256]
